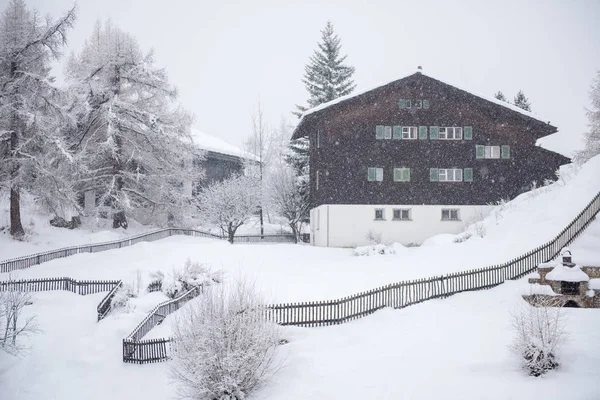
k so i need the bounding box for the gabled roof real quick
[293,71,556,138]
[189,129,259,162]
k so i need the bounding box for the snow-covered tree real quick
[284,136,310,210]
[294,21,355,117]
[574,70,600,164]
[268,164,309,243]
[494,91,507,102]
[244,102,270,237]
[0,0,77,238]
[170,280,280,400]
[198,174,261,243]
[1,288,38,355]
[65,20,201,228]
[513,90,532,111]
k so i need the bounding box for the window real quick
[402,126,418,139]
[368,167,383,182]
[393,168,411,182]
[438,168,463,182]
[317,129,321,148]
[393,208,411,221]
[476,145,510,159]
[439,127,463,140]
[316,170,319,190]
[414,100,422,109]
[383,126,392,139]
[374,208,385,220]
[441,208,460,221]
[485,145,500,159]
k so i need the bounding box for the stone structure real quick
[525,249,600,308]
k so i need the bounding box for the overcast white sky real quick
[24,0,600,156]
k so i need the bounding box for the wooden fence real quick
[267,191,600,327]
[0,277,120,295]
[0,228,296,274]
[123,285,204,364]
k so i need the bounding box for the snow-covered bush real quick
[366,230,383,245]
[170,281,281,400]
[162,259,222,299]
[509,298,567,376]
[110,283,136,313]
[353,243,402,256]
[147,270,165,293]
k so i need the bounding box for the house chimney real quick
[561,248,574,268]
[417,66,423,72]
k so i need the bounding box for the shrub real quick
[170,281,281,400]
[509,297,567,376]
[163,259,222,299]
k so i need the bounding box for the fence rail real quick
[0,228,296,274]
[123,285,204,364]
[267,191,600,327]
[0,277,120,295]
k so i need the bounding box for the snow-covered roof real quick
[189,129,259,162]
[298,70,553,127]
[546,264,590,282]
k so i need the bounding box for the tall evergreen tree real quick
[574,70,600,164]
[514,90,532,111]
[494,91,507,102]
[0,0,77,238]
[294,21,355,117]
[65,20,202,228]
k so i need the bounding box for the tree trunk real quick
[289,222,298,244]
[259,207,264,239]
[10,187,24,240]
[228,227,235,244]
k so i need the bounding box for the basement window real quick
[441,208,460,221]
[393,209,411,221]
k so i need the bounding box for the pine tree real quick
[514,90,532,111]
[0,0,77,238]
[294,21,355,117]
[65,20,202,228]
[574,70,600,164]
[494,91,507,102]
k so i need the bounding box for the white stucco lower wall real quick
[310,204,495,248]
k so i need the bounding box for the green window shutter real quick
[393,168,401,181]
[376,125,384,139]
[464,126,473,140]
[403,168,411,182]
[398,99,406,109]
[368,168,376,181]
[464,168,473,182]
[423,99,430,109]
[429,126,439,140]
[393,126,402,139]
[429,168,439,182]
[502,145,511,159]
[476,145,485,159]
[419,126,428,140]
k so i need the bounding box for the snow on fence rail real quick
[267,191,600,327]
[123,285,205,364]
[0,228,296,274]
[0,277,120,295]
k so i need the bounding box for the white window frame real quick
[317,130,320,148]
[383,126,392,139]
[484,145,501,159]
[402,126,418,140]
[393,208,411,221]
[441,208,460,221]
[316,170,319,190]
[375,168,383,182]
[439,127,463,140]
[438,168,463,182]
[374,208,385,221]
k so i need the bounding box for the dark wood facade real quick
[293,73,570,207]
[192,151,245,194]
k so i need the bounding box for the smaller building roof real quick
[546,264,590,282]
[189,129,259,162]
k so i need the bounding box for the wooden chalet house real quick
[292,71,570,247]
